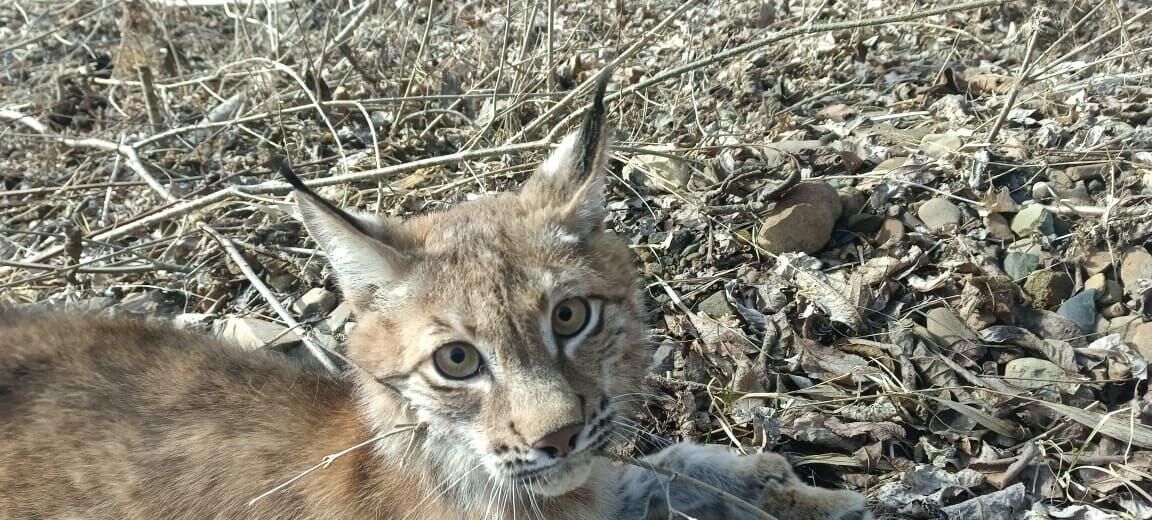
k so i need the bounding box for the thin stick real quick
[247,425,418,507]
[198,223,340,374]
[531,0,1005,142]
[0,109,176,202]
[607,454,779,520]
[986,12,1041,144]
[505,0,701,144]
[19,140,550,264]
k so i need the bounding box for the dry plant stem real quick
[327,0,382,50]
[0,109,176,202]
[197,223,340,374]
[986,14,1041,144]
[536,0,1005,141]
[137,65,164,133]
[247,425,418,507]
[988,441,1039,489]
[505,0,701,144]
[1033,7,1152,77]
[606,454,778,520]
[20,140,550,264]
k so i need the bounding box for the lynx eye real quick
[552,297,591,337]
[432,342,483,380]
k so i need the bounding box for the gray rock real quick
[1130,323,1152,360]
[984,213,1014,241]
[1018,308,1085,347]
[1084,273,1123,306]
[649,340,677,375]
[173,313,214,333]
[695,290,735,317]
[755,182,843,254]
[1056,289,1096,334]
[292,287,337,317]
[872,218,905,247]
[325,301,355,332]
[1003,252,1040,281]
[917,198,962,233]
[1120,247,1152,293]
[1011,205,1054,237]
[216,317,301,351]
[1081,251,1113,276]
[1004,358,1066,391]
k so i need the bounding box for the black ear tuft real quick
[576,70,611,179]
[266,156,372,236]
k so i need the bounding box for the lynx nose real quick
[532,423,584,458]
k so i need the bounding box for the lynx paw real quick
[614,443,870,520]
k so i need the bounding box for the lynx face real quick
[290,78,646,499]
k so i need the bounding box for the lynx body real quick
[0,77,869,520]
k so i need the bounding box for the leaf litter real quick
[2,0,1152,517]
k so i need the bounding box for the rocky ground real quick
[3,0,1152,517]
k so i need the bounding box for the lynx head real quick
[286,74,647,499]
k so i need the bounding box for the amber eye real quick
[552,297,591,337]
[433,342,483,380]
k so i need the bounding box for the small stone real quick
[917,198,963,233]
[1082,251,1113,276]
[1023,271,1074,310]
[1011,205,1054,237]
[267,273,298,293]
[216,317,301,351]
[696,290,735,317]
[649,340,677,375]
[292,287,337,317]
[1066,163,1111,181]
[325,301,355,332]
[1083,274,1123,306]
[1101,302,1128,319]
[919,133,964,159]
[1031,182,1053,202]
[1056,289,1096,334]
[1130,323,1152,360]
[1003,252,1040,280]
[838,187,867,217]
[872,218,905,247]
[1007,238,1044,257]
[1120,247,1152,293]
[1112,315,1143,340]
[756,182,843,254]
[173,313,213,333]
[1049,170,1075,189]
[984,213,1014,241]
[1019,308,1084,346]
[1004,358,1067,391]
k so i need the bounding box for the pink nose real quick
[531,423,584,458]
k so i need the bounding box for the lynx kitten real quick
[0,74,869,520]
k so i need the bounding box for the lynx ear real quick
[522,70,612,237]
[273,161,408,310]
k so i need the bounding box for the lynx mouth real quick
[512,430,614,496]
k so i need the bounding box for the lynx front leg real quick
[610,443,871,520]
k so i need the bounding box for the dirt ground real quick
[3,0,1152,517]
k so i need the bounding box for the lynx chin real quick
[0,72,870,520]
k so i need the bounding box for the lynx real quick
[0,74,870,520]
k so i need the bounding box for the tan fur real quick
[0,79,869,520]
